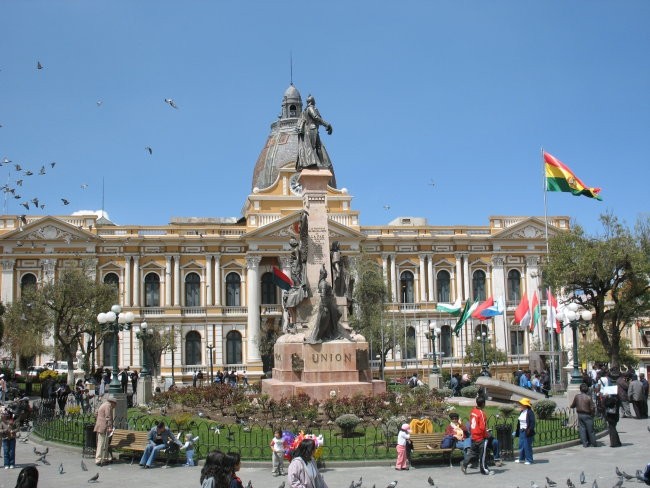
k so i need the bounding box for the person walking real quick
[629,374,644,419]
[461,396,495,475]
[287,438,328,488]
[515,397,536,464]
[604,393,622,447]
[617,371,632,418]
[0,410,19,469]
[640,373,649,419]
[131,370,139,397]
[570,383,598,447]
[93,395,116,466]
[270,429,285,476]
[395,423,411,470]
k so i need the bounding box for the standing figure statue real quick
[296,95,333,170]
[307,265,342,344]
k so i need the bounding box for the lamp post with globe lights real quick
[97,305,134,394]
[427,324,442,374]
[135,321,154,377]
[207,344,215,383]
[476,329,490,376]
[560,302,593,385]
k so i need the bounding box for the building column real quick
[165,255,173,307]
[454,253,463,301]
[214,254,222,306]
[427,254,434,302]
[418,254,427,303]
[1,260,15,304]
[381,253,389,296]
[206,255,213,306]
[173,255,181,306]
[124,256,132,307]
[132,257,140,307]
[390,254,398,302]
[41,259,57,284]
[246,255,262,362]
[491,256,507,351]
[462,252,470,301]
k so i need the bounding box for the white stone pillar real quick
[165,256,172,307]
[419,254,427,303]
[174,255,181,306]
[133,257,140,307]
[214,254,222,306]
[462,252,470,301]
[1,260,15,304]
[206,255,213,306]
[491,256,507,351]
[124,256,132,307]
[381,253,389,295]
[246,255,262,362]
[454,253,463,301]
[427,254,434,302]
[41,258,56,284]
[390,254,398,302]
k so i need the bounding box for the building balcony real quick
[181,307,207,316]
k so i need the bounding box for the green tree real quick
[464,339,507,367]
[4,263,117,384]
[542,214,650,369]
[146,325,175,378]
[349,253,392,378]
[578,337,638,368]
[4,290,52,360]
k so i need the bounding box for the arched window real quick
[261,272,277,304]
[437,270,450,302]
[103,272,119,288]
[185,272,201,307]
[226,330,242,364]
[103,332,116,366]
[400,271,414,303]
[507,269,521,303]
[289,104,297,117]
[20,273,37,293]
[472,270,486,301]
[226,273,241,306]
[440,325,452,359]
[405,326,416,359]
[144,273,160,307]
[185,331,202,365]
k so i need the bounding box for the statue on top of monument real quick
[296,95,333,171]
[306,265,343,344]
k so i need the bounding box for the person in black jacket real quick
[515,398,536,464]
[603,394,622,447]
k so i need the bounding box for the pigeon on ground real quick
[532,482,540,488]
[580,472,586,484]
[19,433,30,442]
[547,478,557,487]
[164,98,178,109]
[386,482,398,488]
[636,471,646,482]
[81,459,88,471]
[277,482,285,488]
[88,473,99,483]
[36,455,49,465]
[592,481,598,488]
[567,479,576,488]
[245,481,252,488]
[427,476,435,486]
[611,480,623,488]
[349,482,355,488]
[353,477,363,488]
[616,468,633,481]
[58,463,64,474]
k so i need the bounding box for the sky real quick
[1,1,649,235]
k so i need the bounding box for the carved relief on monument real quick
[26,225,75,243]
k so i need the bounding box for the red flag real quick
[514,294,530,329]
[471,296,494,321]
[272,266,293,291]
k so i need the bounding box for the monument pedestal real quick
[262,337,386,401]
[137,376,153,406]
[428,373,443,389]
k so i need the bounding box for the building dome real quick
[250,84,336,191]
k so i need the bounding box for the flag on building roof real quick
[544,151,602,200]
[453,299,479,336]
[471,296,495,321]
[514,294,530,330]
[530,291,541,333]
[436,297,462,316]
[272,266,293,291]
[547,288,561,334]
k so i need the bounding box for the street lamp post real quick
[477,329,490,376]
[207,344,215,383]
[97,305,134,394]
[563,303,593,385]
[135,321,153,377]
[428,324,441,374]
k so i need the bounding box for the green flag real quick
[453,299,479,336]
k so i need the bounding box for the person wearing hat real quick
[93,395,116,466]
[515,398,536,464]
[395,423,411,470]
[0,409,19,469]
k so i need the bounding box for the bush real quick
[498,405,516,418]
[335,414,362,438]
[382,415,408,441]
[533,399,557,420]
[433,387,453,399]
[460,385,479,398]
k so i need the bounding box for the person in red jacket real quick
[461,396,494,475]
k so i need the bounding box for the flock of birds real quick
[33,445,99,483]
[1,60,181,219]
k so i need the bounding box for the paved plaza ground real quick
[1,397,648,488]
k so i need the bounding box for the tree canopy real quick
[542,213,650,369]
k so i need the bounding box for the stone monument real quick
[262,96,385,401]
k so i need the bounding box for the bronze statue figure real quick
[307,265,342,344]
[296,95,333,171]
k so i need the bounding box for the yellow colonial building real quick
[1,84,647,384]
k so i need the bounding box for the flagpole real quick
[542,147,550,256]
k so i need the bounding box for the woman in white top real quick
[395,423,411,470]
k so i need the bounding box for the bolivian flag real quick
[544,152,602,200]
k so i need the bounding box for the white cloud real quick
[71,209,110,220]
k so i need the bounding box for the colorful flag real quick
[514,294,530,330]
[546,288,561,334]
[272,266,293,291]
[453,299,479,336]
[530,291,541,333]
[471,296,494,320]
[436,297,462,316]
[544,152,602,200]
[481,296,504,318]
